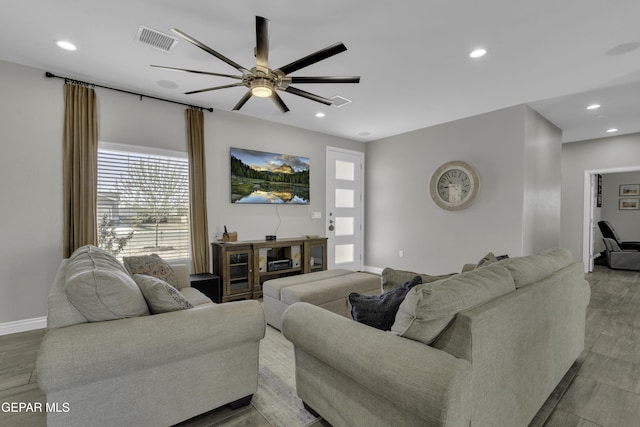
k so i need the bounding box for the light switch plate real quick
[311,211,322,219]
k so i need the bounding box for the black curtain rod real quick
[45,71,214,112]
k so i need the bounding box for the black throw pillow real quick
[348,275,423,331]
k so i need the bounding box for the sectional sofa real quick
[283,248,591,427]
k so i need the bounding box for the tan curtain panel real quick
[63,83,98,258]
[186,109,210,273]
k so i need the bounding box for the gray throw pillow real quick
[65,246,150,321]
[133,274,194,314]
[349,276,423,330]
[123,254,179,287]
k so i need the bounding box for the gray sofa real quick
[37,246,265,427]
[282,248,591,427]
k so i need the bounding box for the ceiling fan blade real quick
[170,28,250,74]
[151,65,243,80]
[290,76,360,84]
[232,90,253,111]
[185,82,245,95]
[276,42,348,76]
[255,16,270,73]
[284,86,334,106]
[271,92,290,113]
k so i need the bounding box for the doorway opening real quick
[583,165,640,272]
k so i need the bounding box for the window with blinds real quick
[97,142,190,261]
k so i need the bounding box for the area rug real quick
[252,325,321,427]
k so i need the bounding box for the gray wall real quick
[365,104,562,275]
[0,59,363,326]
[205,110,363,242]
[522,106,562,254]
[561,133,640,265]
[0,60,64,326]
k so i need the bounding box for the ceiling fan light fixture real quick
[251,78,274,97]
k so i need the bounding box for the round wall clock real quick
[429,160,480,211]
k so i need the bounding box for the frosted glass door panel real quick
[335,160,355,181]
[335,189,354,208]
[335,244,354,264]
[335,217,354,236]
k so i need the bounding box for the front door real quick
[326,147,364,271]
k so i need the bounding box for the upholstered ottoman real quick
[263,269,381,330]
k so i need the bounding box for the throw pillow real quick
[133,274,194,314]
[65,246,150,322]
[391,263,515,345]
[123,254,179,287]
[348,275,423,330]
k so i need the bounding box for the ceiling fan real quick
[151,16,360,113]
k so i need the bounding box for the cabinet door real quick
[225,249,253,296]
[305,239,327,273]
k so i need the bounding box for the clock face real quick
[430,161,480,210]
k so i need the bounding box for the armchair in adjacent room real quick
[598,220,640,251]
[603,237,640,271]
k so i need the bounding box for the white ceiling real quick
[2,0,640,143]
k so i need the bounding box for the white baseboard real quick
[0,316,47,336]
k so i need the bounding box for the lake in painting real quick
[230,147,310,204]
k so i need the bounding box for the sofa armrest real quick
[37,300,265,393]
[282,302,471,425]
[171,264,191,289]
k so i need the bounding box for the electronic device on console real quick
[267,258,292,272]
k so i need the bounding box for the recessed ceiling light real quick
[469,48,487,58]
[315,112,326,118]
[56,40,77,51]
[586,104,601,110]
[606,128,619,133]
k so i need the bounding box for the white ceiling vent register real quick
[331,95,352,107]
[136,26,178,52]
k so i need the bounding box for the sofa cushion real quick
[391,263,515,345]
[64,246,150,322]
[348,275,422,330]
[123,254,179,287]
[499,248,574,288]
[381,267,455,293]
[179,287,214,307]
[132,274,194,314]
[263,269,355,300]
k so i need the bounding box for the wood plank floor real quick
[0,266,637,426]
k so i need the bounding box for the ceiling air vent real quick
[331,95,352,108]
[136,26,178,52]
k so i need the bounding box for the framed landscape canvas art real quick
[230,147,310,204]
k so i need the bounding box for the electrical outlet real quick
[311,211,322,219]
[399,249,404,258]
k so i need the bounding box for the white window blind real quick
[97,143,190,261]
